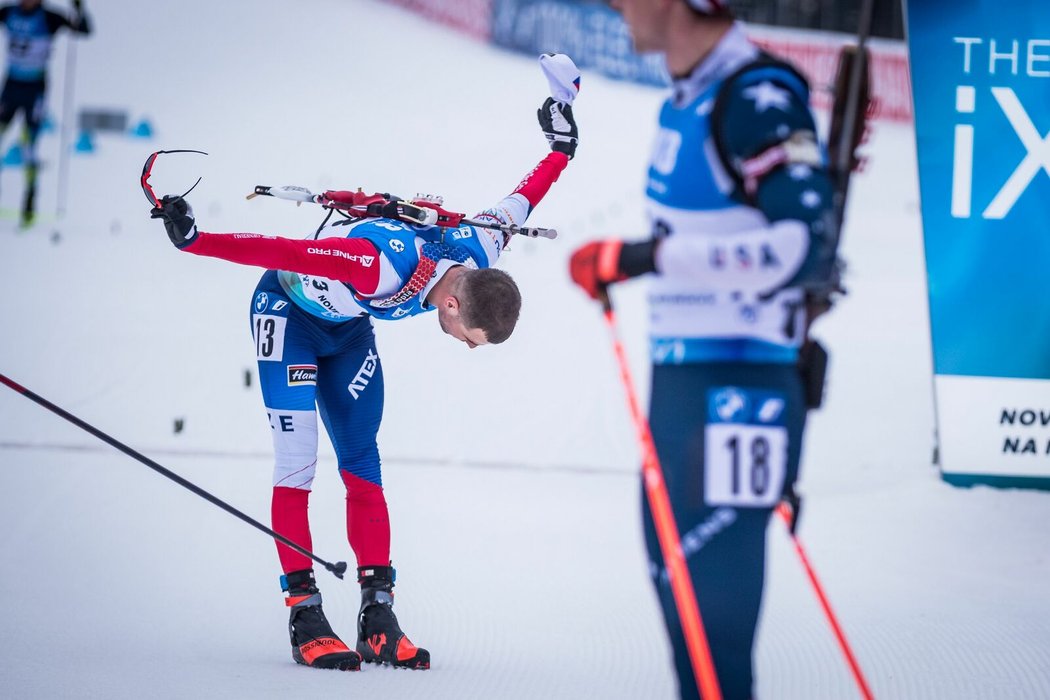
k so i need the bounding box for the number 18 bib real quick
[704,386,789,508]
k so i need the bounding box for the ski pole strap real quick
[248,184,317,203]
[140,149,208,207]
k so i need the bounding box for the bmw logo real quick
[713,387,749,422]
[254,292,269,313]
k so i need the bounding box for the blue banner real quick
[909,0,1050,378]
[908,0,1050,487]
[491,0,668,87]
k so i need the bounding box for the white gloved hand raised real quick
[539,53,580,106]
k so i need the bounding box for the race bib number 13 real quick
[703,387,789,508]
[253,313,287,362]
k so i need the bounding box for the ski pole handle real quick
[511,225,558,240]
[460,217,558,240]
[247,185,319,203]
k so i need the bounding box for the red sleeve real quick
[184,232,381,292]
[512,151,569,208]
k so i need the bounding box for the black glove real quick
[537,97,578,159]
[150,195,198,249]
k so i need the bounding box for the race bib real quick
[252,314,287,362]
[703,386,788,507]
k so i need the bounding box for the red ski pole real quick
[776,503,874,699]
[599,295,723,700]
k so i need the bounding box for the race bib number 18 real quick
[704,386,789,507]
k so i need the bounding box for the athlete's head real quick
[435,268,521,348]
[608,0,733,68]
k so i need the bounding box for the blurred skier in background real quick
[0,0,90,227]
[569,0,841,698]
[150,96,578,672]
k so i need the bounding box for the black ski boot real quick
[356,565,430,669]
[283,569,361,671]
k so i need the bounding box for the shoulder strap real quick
[366,242,474,310]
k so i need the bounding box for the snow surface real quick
[0,1,1048,698]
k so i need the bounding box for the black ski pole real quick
[0,373,348,579]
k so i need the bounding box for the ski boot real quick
[356,565,430,669]
[283,569,361,671]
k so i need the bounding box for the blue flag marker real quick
[74,130,95,153]
[129,118,154,138]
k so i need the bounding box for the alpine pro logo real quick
[305,247,376,266]
[347,350,378,399]
[287,364,318,386]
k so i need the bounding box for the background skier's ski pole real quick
[0,372,348,579]
[55,36,78,221]
[598,295,723,700]
[776,503,874,700]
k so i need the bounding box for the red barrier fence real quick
[381,0,494,40]
[377,1,913,123]
[754,33,912,122]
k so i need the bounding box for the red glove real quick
[569,239,626,300]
